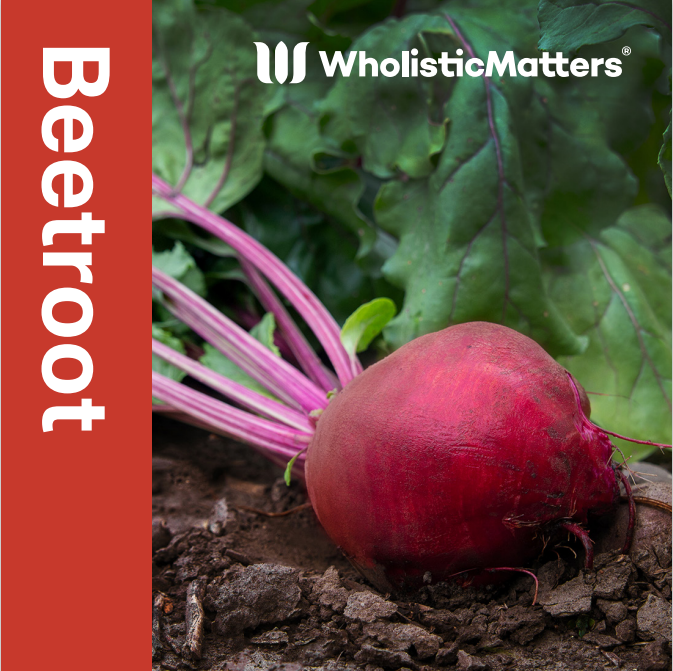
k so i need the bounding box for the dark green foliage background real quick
[153,0,672,458]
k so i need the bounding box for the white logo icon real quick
[254,41,309,84]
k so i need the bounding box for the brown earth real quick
[152,416,672,671]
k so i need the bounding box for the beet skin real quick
[305,322,619,591]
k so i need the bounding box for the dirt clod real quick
[596,598,627,624]
[456,649,489,670]
[489,605,545,645]
[636,594,672,641]
[344,591,397,623]
[615,617,637,642]
[209,564,302,635]
[435,642,459,666]
[313,566,350,613]
[363,622,443,659]
[539,572,593,616]
[594,561,633,600]
[354,644,416,669]
[580,630,621,648]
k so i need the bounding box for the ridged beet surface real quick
[305,322,619,591]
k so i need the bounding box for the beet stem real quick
[153,266,327,412]
[565,372,672,450]
[597,427,671,450]
[152,338,313,432]
[615,468,636,555]
[239,257,338,393]
[152,173,361,385]
[152,371,311,475]
[560,522,594,569]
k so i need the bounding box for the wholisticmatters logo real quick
[253,41,624,83]
[254,42,310,84]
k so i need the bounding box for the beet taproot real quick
[305,322,620,591]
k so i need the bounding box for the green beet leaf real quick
[153,0,272,213]
[200,344,280,399]
[250,313,281,357]
[153,218,237,258]
[152,325,188,384]
[367,12,587,356]
[238,5,381,258]
[340,297,397,356]
[319,15,450,180]
[535,78,639,247]
[199,313,281,398]
[264,104,377,256]
[232,177,401,325]
[152,242,207,336]
[152,325,188,404]
[538,0,672,52]
[152,241,206,297]
[152,0,671,465]
[545,205,672,461]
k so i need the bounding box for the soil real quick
[152,416,672,671]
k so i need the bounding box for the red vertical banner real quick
[2,3,149,668]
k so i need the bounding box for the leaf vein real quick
[444,14,510,324]
[589,239,671,410]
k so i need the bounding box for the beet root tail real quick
[485,567,539,605]
[560,522,594,569]
[615,467,636,555]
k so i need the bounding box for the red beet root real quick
[305,322,620,591]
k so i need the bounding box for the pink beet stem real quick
[239,257,338,393]
[565,372,672,450]
[152,338,314,432]
[152,371,310,477]
[152,173,361,385]
[153,265,328,412]
[597,427,671,450]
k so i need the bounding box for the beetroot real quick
[152,181,668,597]
[305,322,621,591]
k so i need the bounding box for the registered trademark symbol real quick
[622,46,631,56]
